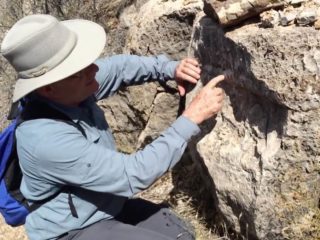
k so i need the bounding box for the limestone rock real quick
[124,0,203,60]
[216,0,286,27]
[137,91,180,148]
[187,17,320,239]
[260,9,280,27]
[98,82,158,152]
[296,9,317,26]
[315,18,320,29]
[279,11,297,26]
[116,0,203,150]
[290,0,306,6]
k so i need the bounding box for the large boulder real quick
[100,0,203,151]
[187,16,320,239]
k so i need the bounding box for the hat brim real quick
[12,19,106,102]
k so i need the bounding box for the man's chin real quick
[89,81,99,93]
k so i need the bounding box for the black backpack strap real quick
[27,188,78,218]
[17,100,86,218]
[7,101,21,120]
[26,186,78,218]
[27,189,65,212]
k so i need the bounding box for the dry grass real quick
[138,153,230,240]
[281,207,320,240]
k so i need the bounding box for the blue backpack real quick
[0,119,27,226]
[0,100,84,226]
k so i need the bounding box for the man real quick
[1,14,225,240]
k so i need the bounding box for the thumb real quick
[207,75,225,88]
[178,85,186,96]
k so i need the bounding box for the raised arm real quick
[17,75,225,199]
[94,54,179,100]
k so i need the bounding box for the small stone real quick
[296,9,317,26]
[227,2,245,17]
[280,17,289,26]
[226,2,245,22]
[315,19,320,29]
[218,7,228,25]
[226,13,238,21]
[285,12,298,23]
[260,10,280,28]
[290,0,305,6]
[279,11,297,26]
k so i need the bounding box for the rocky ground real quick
[0,217,27,240]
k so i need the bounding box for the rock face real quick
[187,16,320,239]
[0,0,319,239]
[99,0,203,152]
[0,0,203,238]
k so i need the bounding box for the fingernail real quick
[224,70,233,81]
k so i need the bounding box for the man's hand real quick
[174,58,201,96]
[182,75,225,125]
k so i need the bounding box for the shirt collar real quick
[28,94,95,122]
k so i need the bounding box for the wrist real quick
[182,111,202,125]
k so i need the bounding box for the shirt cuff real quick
[164,61,179,80]
[171,115,200,141]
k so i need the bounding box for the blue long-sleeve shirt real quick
[16,54,200,240]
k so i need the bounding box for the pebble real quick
[260,10,280,28]
[296,9,317,26]
[279,11,297,26]
[315,19,320,29]
[290,0,305,5]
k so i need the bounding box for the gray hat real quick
[1,14,106,102]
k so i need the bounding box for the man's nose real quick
[90,63,99,73]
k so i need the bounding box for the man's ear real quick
[36,85,55,98]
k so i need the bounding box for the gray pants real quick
[59,198,195,240]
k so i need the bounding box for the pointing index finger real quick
[207,75,225,88]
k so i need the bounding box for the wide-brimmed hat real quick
[1,14,106,102]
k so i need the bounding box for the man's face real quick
[44,63,99,106]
